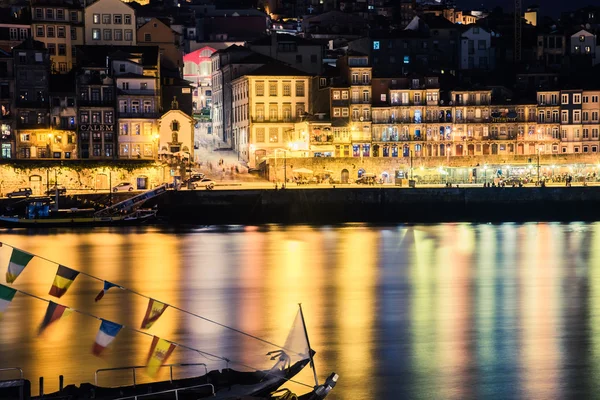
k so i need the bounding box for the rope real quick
[3,284,313,389]
[1,242,300,356]
[271,388,299,400]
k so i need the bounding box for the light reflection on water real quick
[1,223,600,399]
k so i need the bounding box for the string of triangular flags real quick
[0,283,220,378]
[0,283,312,388]
[1,243,292,352]
[0,242,293,352]
[5,245,189,332]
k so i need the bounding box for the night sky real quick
[457,0,595,17]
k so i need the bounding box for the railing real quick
[16,100,48,108]
[251,118,300,123]
[118,112,160,119]
[17,121,49,129]
[112,383,215,400]
[0,92,12,99]
[118,89,158,96]
[95,363,208,387]
[79,99,114,107]
[0,367,25,400]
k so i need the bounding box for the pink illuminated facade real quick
[183,46,215,116]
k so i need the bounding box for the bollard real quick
[39,377,44,397]
[59,375,64,391]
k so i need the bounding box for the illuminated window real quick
[373,41,380,50]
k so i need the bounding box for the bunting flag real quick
[48,265,80,298]
[0,284,17,319]
[5,249,34,284]
[140,299,168,329]
[92,320,123,357]
[94,281,120,302]
[146,336,176,378]
[38,301,72,335]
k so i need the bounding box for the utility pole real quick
[410,150,413,179]
[537,149,540,186]
[283,151,287,188]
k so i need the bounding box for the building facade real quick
[31,0,84,73]
[84,0,136,45]
[114,59,160,159]
[231,64,311,167]
[137,18,182,74]
[158,109,194,157]
[0,49,15,158]
[14,39,51,160]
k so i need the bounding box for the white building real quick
[84,0,136,45]
[158,109,194,159]
[113,54,159,159]
[570,29,598,65]
[459,26,494,70]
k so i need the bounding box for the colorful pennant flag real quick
[5,249,34,284]
[38,301,72,335]
[140,299,168,329]
[0,284,17,319]
[94,281,120,302]
[92,320,123,357]
[48,265,79,298]
[146,336,176,378]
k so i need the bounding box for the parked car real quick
[113,182,134,192]
[192,178,215,190]
[184,173,205,185]
[45,185,67,195]
[7,187,32,198]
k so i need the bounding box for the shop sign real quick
[80,124,114,131]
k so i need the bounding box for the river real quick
[1,223,599,399]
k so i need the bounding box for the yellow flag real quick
[146,336,176,378]
[140,299,168,329]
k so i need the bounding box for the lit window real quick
[373,41,380,50]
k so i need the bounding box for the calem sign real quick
[80,124,114,131]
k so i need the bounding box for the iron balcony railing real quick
[118,112,160,119]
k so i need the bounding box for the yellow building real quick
[31,0,84,73]
[231,63,311,168]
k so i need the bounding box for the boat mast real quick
[298,303,319,386]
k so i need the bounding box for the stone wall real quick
[0,163,168,196]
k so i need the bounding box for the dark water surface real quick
[1,223,599,399]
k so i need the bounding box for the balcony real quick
[79,99,114,107]
[251,117,300,123]
[118,111,160,119]
[311,135,334,144]
[16,100,48,109]
[118,89,158,96]
[0,92,12,100]
[17,121,49,129]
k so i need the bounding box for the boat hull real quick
[0,212,157,228]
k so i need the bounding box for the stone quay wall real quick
[156,187,600,224]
